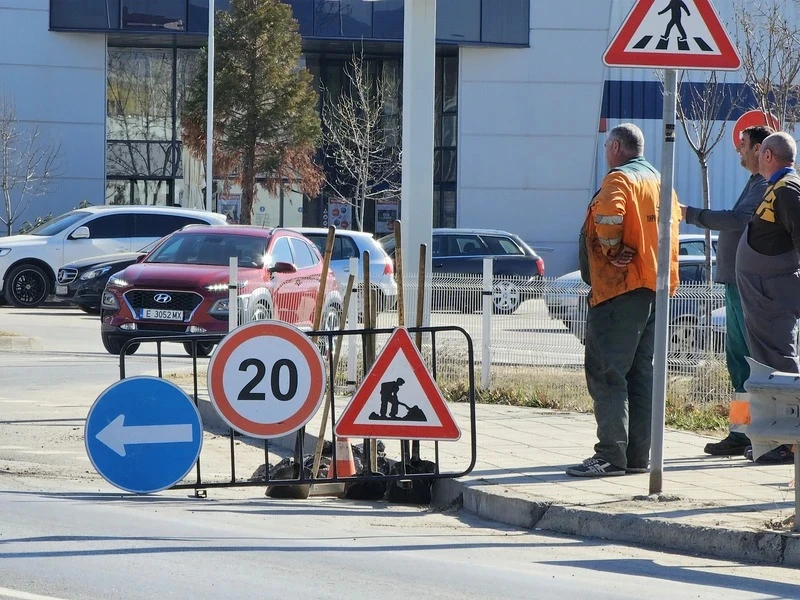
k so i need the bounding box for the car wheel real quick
[669,316,698,364]
[318,304,342,358]
[4,263,50,308]
[101,332,139,356]
[492,280,521,314]
[183,341,215,357]
[250,299,273,322]
[79,305,101,315]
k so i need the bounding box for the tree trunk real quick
[700,156,713,353]
[3,190,10,236]
[357,184,366,231]
[240,146,256,225]
[700,158,712,285]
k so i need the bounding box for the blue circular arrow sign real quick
[85,376,203,494]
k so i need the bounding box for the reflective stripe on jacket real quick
[583,157,681,307]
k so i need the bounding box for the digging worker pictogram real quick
[379,377,405,419]
[658,0,690,42]
[368,377,427,422]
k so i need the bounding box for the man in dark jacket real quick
[681,125,773,458]
[736,131,800,464]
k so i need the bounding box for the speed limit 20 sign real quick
[207,321,326,438]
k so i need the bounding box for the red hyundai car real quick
[100,226,342,356]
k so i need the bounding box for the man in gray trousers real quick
[681,125,773,458]
[736,131,800,464]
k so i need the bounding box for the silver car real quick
[291,227,398,309]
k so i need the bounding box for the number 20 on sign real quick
[207,321,327,438]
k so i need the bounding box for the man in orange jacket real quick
[567,123,680,477]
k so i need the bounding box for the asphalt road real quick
[0,300,585,366]
[2,477,800,600]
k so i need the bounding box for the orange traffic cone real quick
[335,437,357,478]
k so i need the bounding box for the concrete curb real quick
[0,335,43,351]
[431,478,800,567]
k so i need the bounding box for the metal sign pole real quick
[649,68,677,495]
[205,0,215,212]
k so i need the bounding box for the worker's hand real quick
[609,245,636,267]
[679,204,688,219]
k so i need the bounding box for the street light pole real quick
[205,0,215,212]
[400,0,436,323]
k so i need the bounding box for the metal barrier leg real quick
[795,450,800,532]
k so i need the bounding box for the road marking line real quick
[0,446,27,450]
[0,586,70,600]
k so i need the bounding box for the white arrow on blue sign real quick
[85,376,203,494]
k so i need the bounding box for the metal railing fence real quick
[225,258,732,407]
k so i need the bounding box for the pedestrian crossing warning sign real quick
[603,0,741,70]
[335,328,461,441]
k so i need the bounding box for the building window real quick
[121,0,186,31]
[106,46,204,207]
[50,0,120,30]
[434,55,458,227]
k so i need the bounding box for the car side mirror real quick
[70,226,90,240]
[269,261,297,274]
[135,254,147,263]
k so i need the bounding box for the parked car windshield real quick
[135,236,170,254]
[679,238,718,257]
[480,235,525,256]
[27,211,90,237]
[378,234,395,256]
[145,233,267,268]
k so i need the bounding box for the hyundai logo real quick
[153,293,172,304]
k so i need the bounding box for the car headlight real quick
[107,275,130,288]
[80,266,112,281]
[206,281,248,293]
[0,248,10,257]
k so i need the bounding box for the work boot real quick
[704,432,750,456]
[744,444,795,464]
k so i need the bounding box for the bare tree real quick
[0,97,62,236]
[322,47,401,231]
[673,71,744,282]
[735,0,800,130]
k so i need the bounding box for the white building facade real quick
[1,0,766,275]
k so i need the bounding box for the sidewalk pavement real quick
[435,404,800,568]
[194,391,800,567]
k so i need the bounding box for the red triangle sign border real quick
[603,0,741,70]
[334,328,461,441]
